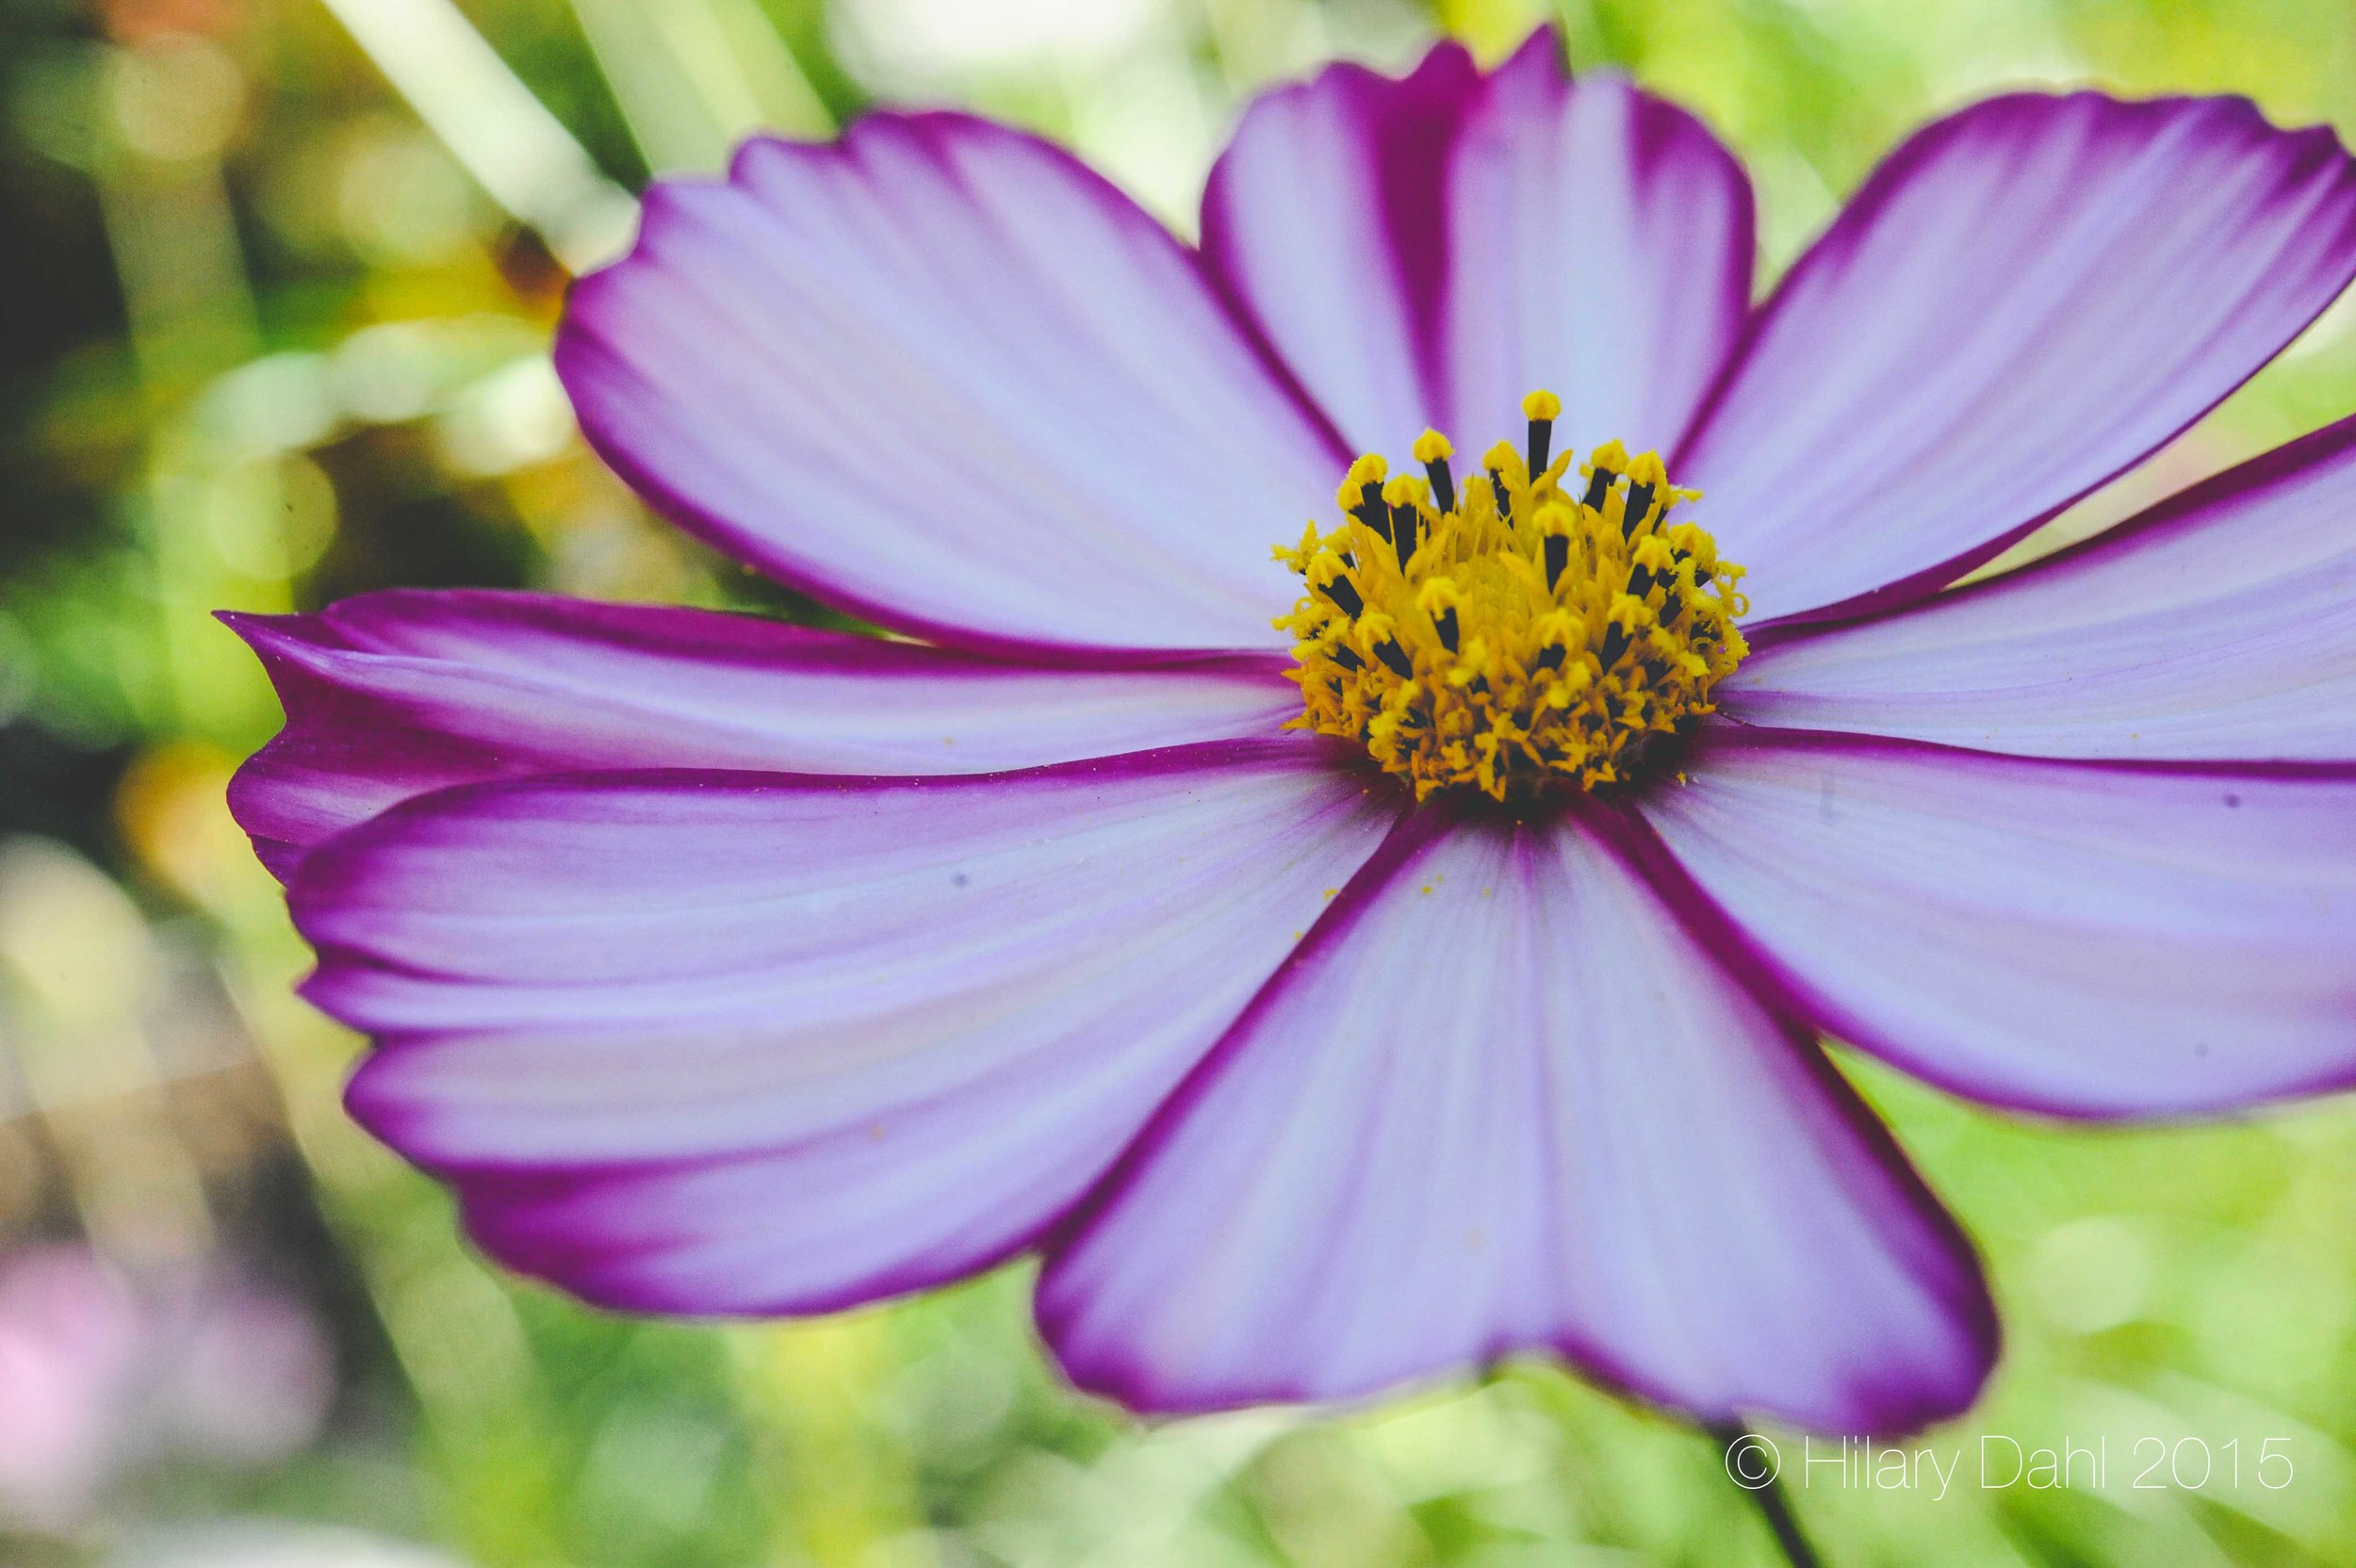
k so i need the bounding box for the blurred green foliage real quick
[6,1,2356,1564]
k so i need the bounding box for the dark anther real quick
[1543,534,1569,593]
[1330,644,1366,671]
[1426,455,1456,515]
[1658,593,1683,629]
[1622,482,1656,538]
[1434,606,1459,652]
[1486,469,1508,514]
[1599,624,1630,669]
[1536,645,1566,671]
[1582,468,1616,512]
[1373,638,1415,679]
[1391,504,1418,571]
[1528,416,1554,477]
[1628,564,1655,599]
[1317,574,1365,618]
[1350,486,1392,540]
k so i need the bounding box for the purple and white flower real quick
[226,29,2356,1436]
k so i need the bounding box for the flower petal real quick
[225,591,1299,879]
[555,114,1348,655]
[1199,41,1481,449]
[1726,414,2356,760]
[1037,809,1993,1433]
[295,740,1400,1315]
[1677,92,2356,627]
[1200,31,1753,457]
[1644,729,2356,1118]
[1439,35,1753,455]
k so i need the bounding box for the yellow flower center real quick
[1275,390,1748,802]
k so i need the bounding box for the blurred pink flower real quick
[0,1247,144,1530]
[0,1245,334,1531]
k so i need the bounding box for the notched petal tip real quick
[1678,83,2356,629]
[559,102,1344,652]
[1036,811,1995,1433]
[296,750,1401,1322]
[216,588,1308,887]
[1644,730,2356,1119]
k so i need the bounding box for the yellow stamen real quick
[1336,454,1387,511]
[1275,392,1748,802]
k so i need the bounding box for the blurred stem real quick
[91,43,269,740]
[1709,1425,1824,1568]
[317,0,637,270]
[569,0,832,175]
[731,1319,925,1565]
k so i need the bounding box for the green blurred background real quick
[6,0,2356,1562]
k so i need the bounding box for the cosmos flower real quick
[226,29,2356,1436]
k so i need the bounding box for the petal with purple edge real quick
[1439,34,1753,455]
[1726,412,2356,761]
[296,740,1400,1315]
[224,590,1299,879]
[1644,728,2356,1119]
[1677,92,2356,627]
[1199,41,1481,449]
[1199,30,1754,458]
[556,114,1348,656]
[1037,809,1993,1434]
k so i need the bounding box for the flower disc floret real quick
[1277,392,1748,800]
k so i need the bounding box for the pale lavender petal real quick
[295,741,1399,1314]
[1199,41,1481,449]
[1677,92,2356,627]
[556,114,1348,655]
[1200,30,1752,459]
[224,590,1298,878]
[1727,414,2356,760]
[1037,809,1993,1433]
[1440,34,1752,453]
[1644,729,2356,1118]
